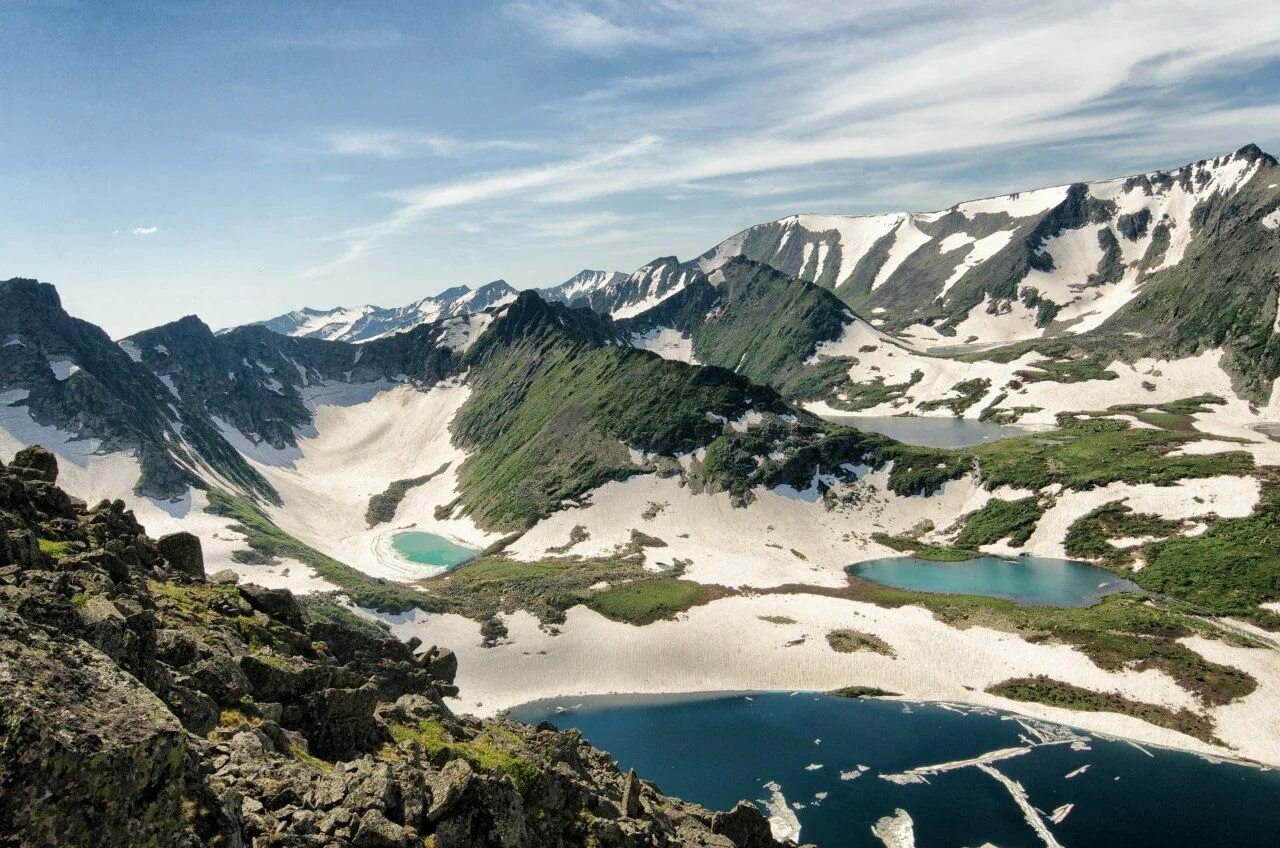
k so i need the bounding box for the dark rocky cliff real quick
[0,445,799,848]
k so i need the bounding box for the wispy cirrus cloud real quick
[302,0,1280,278]
[130,226,160,235]
[323,128,541,160]
[502,0,645,52]
[301,135,661,277]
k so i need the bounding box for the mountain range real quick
[5,146,1280,839]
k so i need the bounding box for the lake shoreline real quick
[373,591,1280,768]
[506,688,1274,771]
[506,691,1280,848]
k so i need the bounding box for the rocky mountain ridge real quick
[244,280,518,344]
[0,445,801,848]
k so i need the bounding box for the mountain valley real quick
[5,146,1280,846]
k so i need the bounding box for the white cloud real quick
[305,0,1280,276]
[130,226,160,235]
[323,129,540,160]
[504,0,645,52]
[301,136,661,276]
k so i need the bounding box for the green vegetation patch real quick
[971,416,1253,492]
[426,553,728,626]
[1065,501,1182,568]
[365,461,450,527]
[701,422,971,503]
[826,628,896,656]
[1134,481,1280,624]
[988,676,1216,743]
[206,489,444,614]
[919,378,991,416]
[1015,356,1118,384]
[828,369,925,412]
[37,538,77,558]
[870,532,979,562]
[829,685,900,699]
[954,497,1044,549]
[788,581,1255,707]
[587,578,724,625]
[388,719,541,794]
[1104,394,1229,433]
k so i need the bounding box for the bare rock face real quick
[157,531,205,579]
[713,802,780,848]
[0,610,192,848]
[0,444,801,848]
[9,444,59,482]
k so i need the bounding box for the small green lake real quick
[849,555,1139,607]
[391,531,479,569]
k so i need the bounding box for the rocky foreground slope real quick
[0,445,798,848]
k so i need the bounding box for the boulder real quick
[0,610,191,847]
[210,568,241,585]
[9,445,58,482]
[188,654,253,705]
[155,627,199,667]
[156,531,205,579]
[711,801,777,848]
[163,682,220,735]
[294,683,382,760]
[620,768,643,818]
[425,646,458,684]
[426,758,474,823]
[353,809,407,848]
[238,583,304,629]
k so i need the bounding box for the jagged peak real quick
[0,277,63,311]
[466,288,619,358]
[129,313,216,343]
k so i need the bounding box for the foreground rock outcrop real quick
[0,445,800,847]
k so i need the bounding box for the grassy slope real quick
[1135,479,1280,622]
[452,292,782,531]
[619,257,852,400]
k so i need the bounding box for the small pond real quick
[813,414,1030,448]
[848,555,1140,607]
[390,531,479,569]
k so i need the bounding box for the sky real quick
[3,0,1280,337]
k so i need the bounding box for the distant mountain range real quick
[7,143,1279,507]
[241,279,520,343]
[238,145,1279,399]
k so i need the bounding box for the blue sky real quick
[4,0,1280,336]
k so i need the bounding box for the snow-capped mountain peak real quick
[695,144,1279,350]
[239,280,519,343]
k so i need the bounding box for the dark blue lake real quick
[849,555,1139,607]
[511,692,1280,847]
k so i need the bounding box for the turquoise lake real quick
[812,414,1030,447]
[390,531,478,569]
[849,555,1139,607]
[511,692,1280,848]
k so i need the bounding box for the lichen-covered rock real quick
[0,611,193,848]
